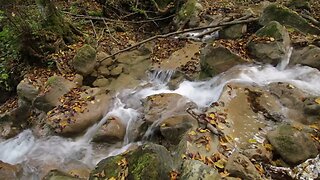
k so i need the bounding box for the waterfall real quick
[277,46,293,71]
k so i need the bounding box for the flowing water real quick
[1,57,320,178]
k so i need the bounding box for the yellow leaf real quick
[263,143,273,151]
[209,113,216,119]
[248,139,257,144]
[188,130,196,136]
[161,123,167,127]
[309,124,320,131]
[108,177,116,180]
[181,154,187,159]
[315,98,320,104]
[73,107,81,112]
[219,171,230,177]
[214,160,225,169]
[199,129,208,133]
[209,120,216,125]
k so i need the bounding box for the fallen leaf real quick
[315,98,320,104]
[214,160,225,169]
[188,130,197,136]
[248,139,257,144]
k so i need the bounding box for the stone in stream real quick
[180,160,221,180]
[43,169,80,180]
[225,152,262,180]
[248,21,291,65]
[17,79,40,103]
[200,44,249,78]
[0,161,22,179]
[290,45,320,70]
[92,78,110,87]
[45,88,111,136]
[33,75,77,112]
[259,4,320,35]
[267,124,318,165]
[90,143,173,180]
[72,44,97,76]
[92,116,126,143]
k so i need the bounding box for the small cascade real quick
[148,69,175,85]
[277,46,293,71]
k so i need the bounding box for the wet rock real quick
[267,124,318,165]
[72,44,97,76]
[107,74,140,92]
[34,76,77,112]
[180,160,221,180]
[243,145,273,162]
[46,91,111,136]
[174,0,203,28]
[200,44,248,78]
[225,152,262,180]
[248,21,290,65]
[0,161,22,180]
[97,52,112,66]
[290,45,320,70]
[303,97,320,116]
[259,4,320,35]
[17,79,39,102]
[97,66,110,77]
[143,93,195,124]
[43,169,79,180]
[92,78,109,87]
[90,143,173,180]
[159,114,197,145]
[92,116,126,143]
[219,24,247,39]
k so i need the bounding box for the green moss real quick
[256,21,284,40]
[130,153,158,180]
[46,76,58,86]
[178,0,197,21]
[90,155,123,179]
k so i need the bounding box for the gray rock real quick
[97,51,113,66]
[174,0,203,29]
[267,124,318,165]
[110,64,123,76]
[97,66,110,77]
[287,0,310,10]
[200,45,248,78]
[248,21,290,65]
[259,4,320,35]
[180,160,221,180]
[92,116,126,143]
[0,161,22,180]
[72,45,97,76]
[225,152,262,180]
[17,79,39,102]
[34,76,77,112]
[219,24,247,39]
[290,45,320,70]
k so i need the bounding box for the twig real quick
[99,17,258,61]
[102,19,120,44]
[90,20,97,38]
[301,13,320,27]
[63,11,174,24]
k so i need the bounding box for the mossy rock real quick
[287,0,310,10]
[72,44,97,76]
[259,4,320,35]
[267,124,318,165]
[90,143,173,180]
[43,170,79,180]
[256,21,288,40]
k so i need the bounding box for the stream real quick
[1,58,320,179]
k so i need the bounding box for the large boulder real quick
[17,79,40,103]
[72,45,97,76]
[92,116,126,143]
[248,21,291,65]
[143,93,195,124]
[225,152,262,180]
[290,45,320,70]
[200,44,248,78]
[267,124,318,165]
[33,76,77,112]
[174,0,203,28]
[180,160,221,180]
[89,143,173,180]
[259,4,320,35]
[46,88,111,136]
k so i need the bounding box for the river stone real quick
[92,78,109,87]
[219,24,247,39]
[180,160,221,180]
[259,4,320,35]
[110,64,123,76]
[33,76,77,112]
[97,52,113,66]
[143,93,195,124]
[159,114,197,145]
[248,21,290,65]
[225,152,262,180]
[267,124,318,165]
[290,45,320,70]
[90,143,173,180]
[200,44,248,78]
[46,93,111,136]
[72,44,97,76]
[97,66,110,77]
[17,79,39,102]
[107,74,140,92]
[0,161,22,180]
[92,116,126,143]
[43,170,79,180]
